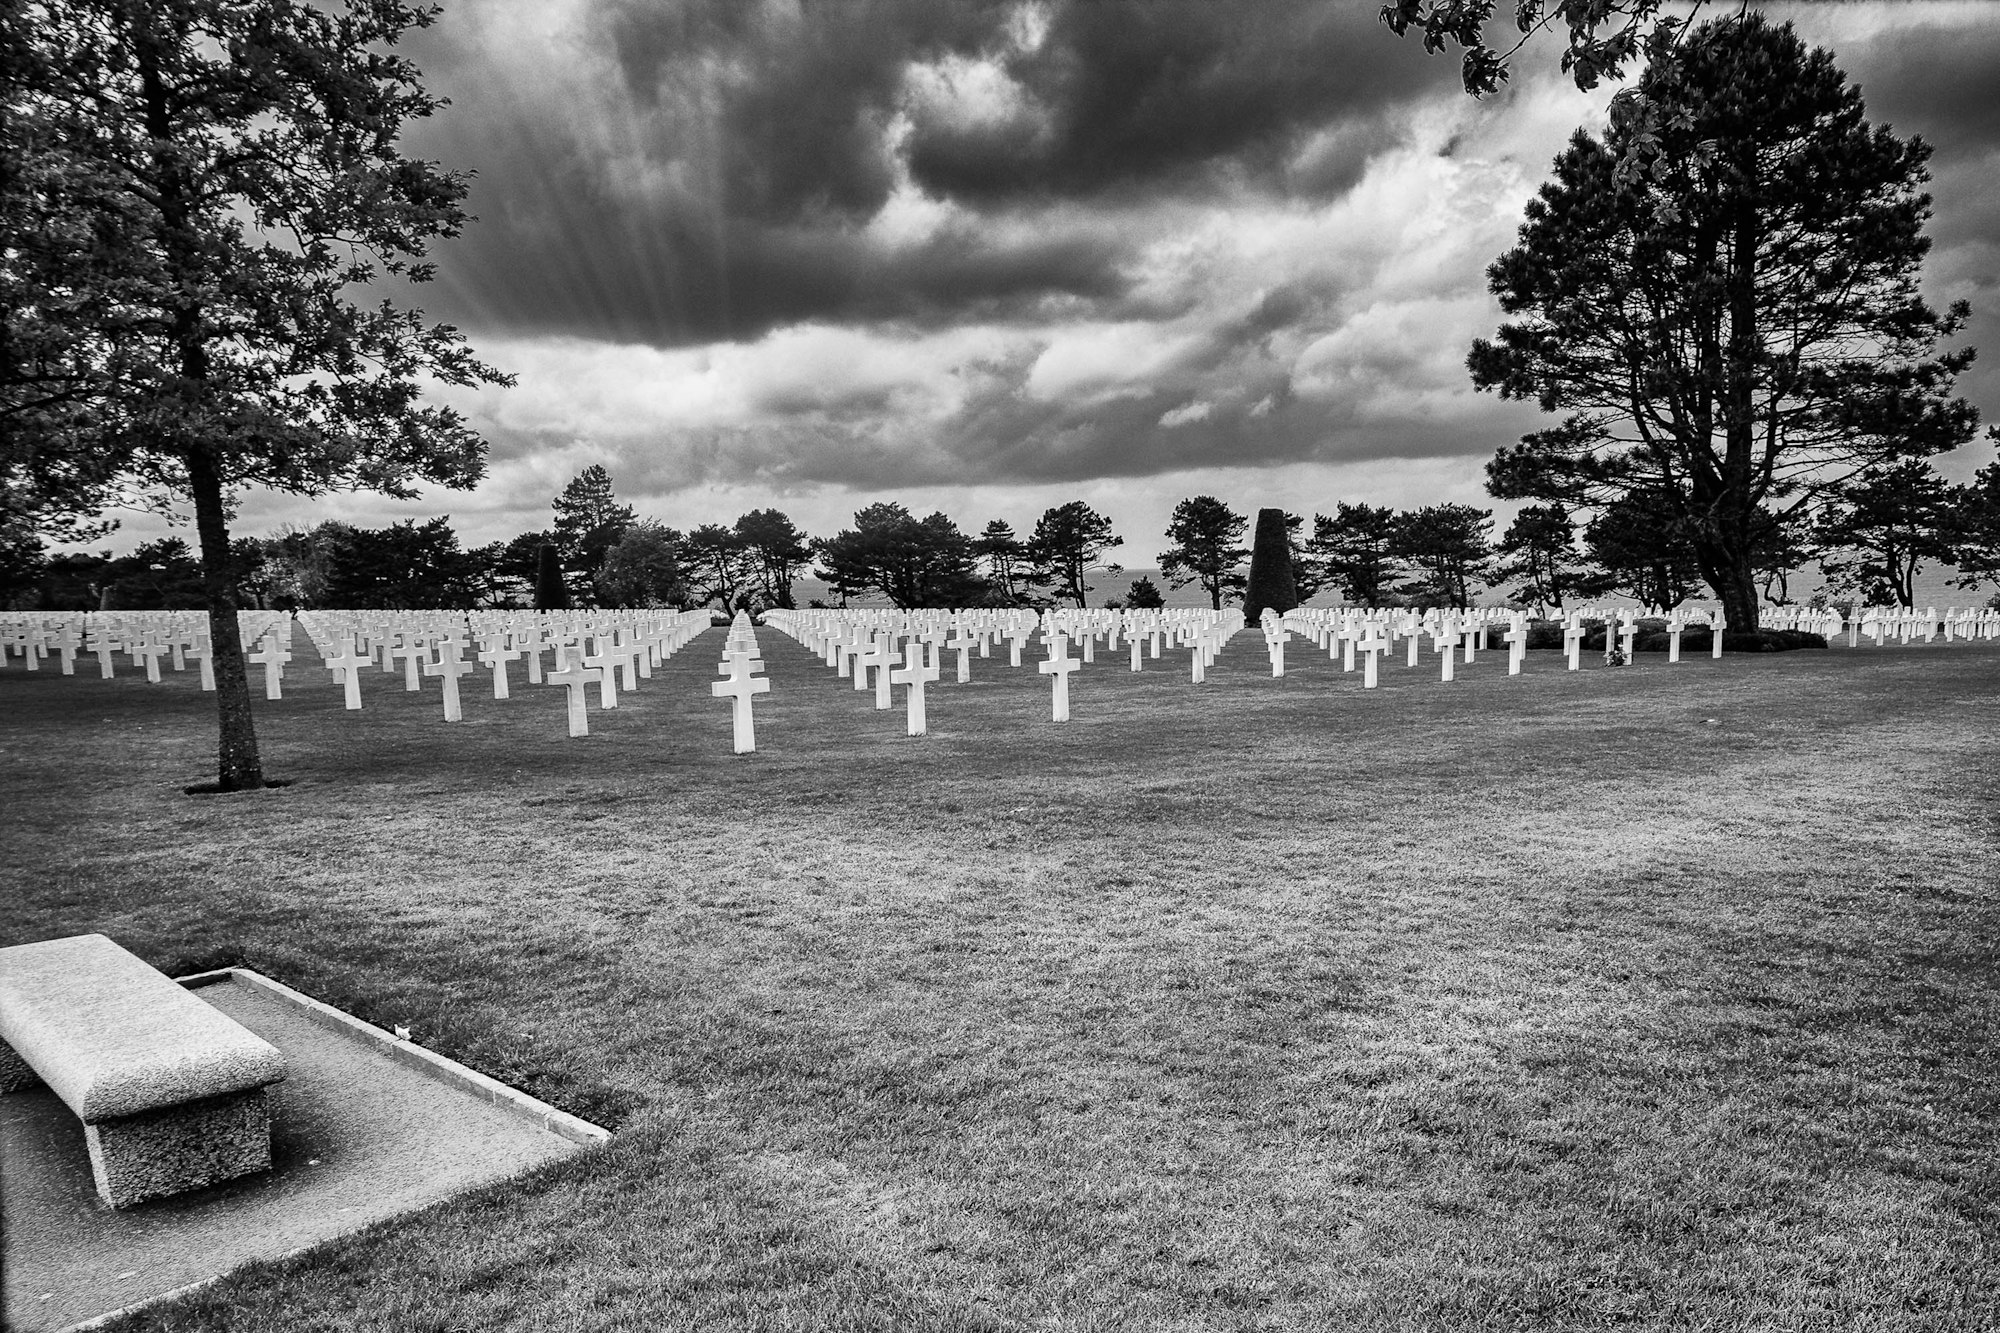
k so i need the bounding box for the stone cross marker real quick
[389,634,426,691]
[1358,623,1388,689]
[863,633,896,709]
[1039,631,1080,721]
[423,636,475,722]
[544,647,601,738]
[477,637,519,699]
[324,634,368,710]
[247,629,291,700]
[946,625,975,684]
[890,639,941,736]
[712,656,771,753]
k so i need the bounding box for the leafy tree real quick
[1475,16,1982,632]
[1244,508,1301,624]
[815,503,985,609]
[1749,513,1814,607]
[1392,504,1492,609]
[0,522,48,609]
[551,466,635,593]
[1380,0,1707,97]
[1952,461,2000,597]
[597,521,688,609]
[683,524,757,613]
[1124,575,1166,610]
[972,519,1052,607]
[319,518,478,609]
[102,536,206,609]
[3,0,509,788]
[1308,504,1401,606]
[1159,496,1248,610]
[734,509,811,611]
[1493,503,1595,613]
[1580,493,1705,609]
[1031,501,1123,609]
[1815,461,1962,608]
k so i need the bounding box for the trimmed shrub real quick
[1243,508,1299,625]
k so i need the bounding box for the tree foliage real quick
[1159,496,1248,610]
[815,503,984,609]
[1031,501,1122,609]
[1580,493,1705,609]
[552,465,635,591]
[597,521,689,609]
[1392,504,1492,609]
[3,0,509,787]
[1475,16,1981,630]
[972,519,1052,608]
[1492,503,1595,612]
[1815,461,1962,608]
[682,524,757,614]
[734,509,811,611]
[1308,504,1401,607]
[1379,0,1706,97]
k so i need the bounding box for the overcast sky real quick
[140,1,2000,561]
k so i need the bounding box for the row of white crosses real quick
[710,612,772,752]
[765,606,1248,724]
[0,610,289,689]
[296,609,709,735]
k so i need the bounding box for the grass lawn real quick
[4,624,1998,1331]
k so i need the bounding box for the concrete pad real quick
[1,970,609,1333]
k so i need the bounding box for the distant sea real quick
[786,566,1992,612]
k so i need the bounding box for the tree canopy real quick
[3,0,509,787]
[1475,15,1982,630]
[1031,501,1122,609]
[1159,496,1248,610]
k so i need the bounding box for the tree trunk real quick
[1712,551,1761,633]
[188,447,266,790]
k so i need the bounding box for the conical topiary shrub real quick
[534,542,571,611]
[1243,508,1299,625]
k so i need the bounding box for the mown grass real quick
[4,625,1998,1331]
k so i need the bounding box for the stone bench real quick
[0,933,288,1208]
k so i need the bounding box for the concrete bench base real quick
[86,1087,273,1209]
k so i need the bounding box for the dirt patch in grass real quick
[3,628,1997,1330]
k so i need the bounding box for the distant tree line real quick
[10,458,1996,614]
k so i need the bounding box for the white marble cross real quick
[891,640,941,735]
[1504,613,1527,676]
[712,656,770,753]
[424,636,475,722]
[581,635,622,709]
[477,637,519,699]
[389,634,427,691]
[1711,606,1727,659]
[1358,623,1388,688]
[863,633,896,709]
[947,625,975,683]
[247,629,291,700]
[544,647,601,737]
[1563,616,1586,671]
[132,635,168,683]
[1039,631,1080,721]
[324,634,368,710]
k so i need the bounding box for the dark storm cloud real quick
[398,0,1447,346]
[903,0,1423,204]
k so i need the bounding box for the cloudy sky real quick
[182,1,2000,560]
